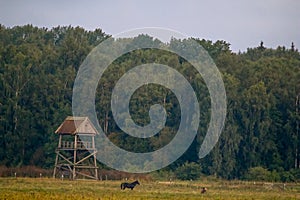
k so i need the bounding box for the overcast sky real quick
[0,0,299,52]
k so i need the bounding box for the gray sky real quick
[0,0,299,52]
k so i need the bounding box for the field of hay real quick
[0,178,299,200]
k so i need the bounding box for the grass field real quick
[0,178,299,200]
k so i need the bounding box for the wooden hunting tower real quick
[53,116,98,180]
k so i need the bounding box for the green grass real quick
[0,178,299,200]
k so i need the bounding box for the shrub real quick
[174,162,202,180]
[290,168,300,181]
[244,166,272,181]
[270,170,281,182]
[280,171,295,182]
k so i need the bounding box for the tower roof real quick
[55,116,99,135]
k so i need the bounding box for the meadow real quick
[0,178,299,200]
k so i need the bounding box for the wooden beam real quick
[75,151,97,165]
[57,152,74,165]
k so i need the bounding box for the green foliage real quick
[290,168,300,181]
[0,25,107,167]
[244,167,298,182]
[244,167,273,181]
[0,25,299,181]
[280,171,295,182]
[174,162,202,180]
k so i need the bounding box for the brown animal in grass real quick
[201,187,207,194]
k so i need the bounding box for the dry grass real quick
[0,178,299,200]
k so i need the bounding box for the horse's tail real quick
[120,183,124,190]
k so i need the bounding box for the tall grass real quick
[0,178,299,200]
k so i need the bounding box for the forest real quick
[0,24,299,181]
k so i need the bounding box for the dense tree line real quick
[0,25,299,181]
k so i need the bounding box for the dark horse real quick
[120,180,140,190]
